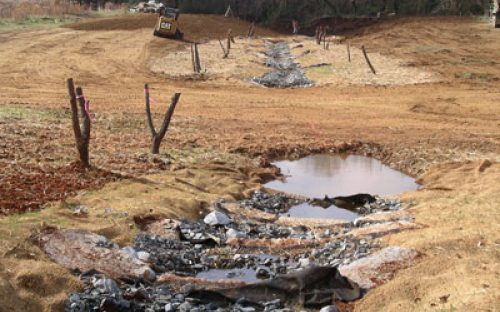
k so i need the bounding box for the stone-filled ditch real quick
[252,41,314,88]
[32,155,421,312]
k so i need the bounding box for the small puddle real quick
[196,254,279,283]
[282,202,360,221]
[196,268,260,283]
[265,154,419,220]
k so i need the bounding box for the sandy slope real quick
[0,13,499,312]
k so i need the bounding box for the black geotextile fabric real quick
[188,266,361,309]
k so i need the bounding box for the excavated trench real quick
[252,41,314,88]
[39,154,421,312]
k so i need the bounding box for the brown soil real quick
[0,13,499,312]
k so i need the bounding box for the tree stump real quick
[144,84,181,154]
[67,78,91,167]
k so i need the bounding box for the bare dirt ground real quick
[0,13,499,312]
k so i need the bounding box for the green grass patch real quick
[0,105,67,121]
[306,64,333,76]
[0,15,80,32]
[457,72,497,82]
[0,209,71,238]
[414,46,451,54]
[88,9,128,18]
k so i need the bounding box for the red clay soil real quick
[0,15,498,216]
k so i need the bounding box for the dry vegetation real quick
[0,0,85,19]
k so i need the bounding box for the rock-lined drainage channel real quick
[252,41,314,88]
[265,154,420,221]
[33,156,422,311]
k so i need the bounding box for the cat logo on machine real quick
[161,22,172,30]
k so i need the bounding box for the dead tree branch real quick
[144,84,181,154]
[67,78,91,167]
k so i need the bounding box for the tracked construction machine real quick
[153,7,184,39]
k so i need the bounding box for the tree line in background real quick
[1,0,494,22]
[179,0,493,23]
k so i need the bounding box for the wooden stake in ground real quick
[144,84,181,154]
[247,22,255,38]
[190,44,196,72]
[228,29,235,44]
[361,45,376,74]
[347,42,351,62]
[219,40,229,58]
[226,30,232,57]
[190,43,201,73]
[67,78,91,167]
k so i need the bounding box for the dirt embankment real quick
[66,13,279,41]
[0,13,498,312]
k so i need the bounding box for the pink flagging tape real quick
[145,88,157,104]
[309,121,323,135]
[84,100,91,122]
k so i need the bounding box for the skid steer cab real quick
[153,8,184,40]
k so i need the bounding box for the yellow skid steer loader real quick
[153,7,184,40]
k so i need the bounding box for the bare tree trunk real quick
[144,84,181,154]
[361,45,376,74]
[67,78,91,167]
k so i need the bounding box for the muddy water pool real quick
[265,154,419,220]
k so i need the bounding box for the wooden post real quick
[247,22,255,38]
[228,29,235,44]
[194,43,201,73]
[361,45,376,74]
[219,40,228,58]
[191,44,201,73]
[226,31,231,57]
[67,78,91,167]
[190,44,196,72]
[144,84,181,154]
[347,42,351,63]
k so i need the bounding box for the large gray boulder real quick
[203,211,231,226]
